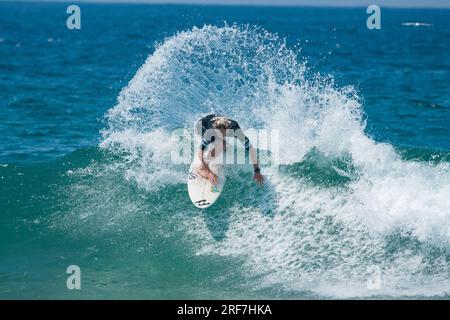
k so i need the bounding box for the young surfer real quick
[195,114,264,186]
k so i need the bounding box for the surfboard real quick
[188,144,226,209]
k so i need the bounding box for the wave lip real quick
[96,24,450,298]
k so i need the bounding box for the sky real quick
[8,0,450,8]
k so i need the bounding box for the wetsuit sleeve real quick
[200,137,212,151]
[229,120,251,151]
[198,114,216,151]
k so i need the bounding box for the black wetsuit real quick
[196,114,251,151]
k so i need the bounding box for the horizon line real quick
[1,0,450,9]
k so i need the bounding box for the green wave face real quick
[2,143,449,299]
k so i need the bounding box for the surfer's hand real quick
[197,163,218,185]
[208,171,219,185]
[253,172,264,186]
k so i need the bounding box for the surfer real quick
[195,114,264,186]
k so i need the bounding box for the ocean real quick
[0,2,449,299]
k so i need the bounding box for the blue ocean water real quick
[0,2,449,299]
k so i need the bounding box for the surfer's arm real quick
[197,148,208,167]
[249,145,260,171]
[232,124,259,169]
[232,123,264,185]
[249,145,264,186]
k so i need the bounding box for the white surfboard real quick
[188,144,227,209]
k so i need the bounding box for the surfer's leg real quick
[208,139,227,159]
[213,140,232,157]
